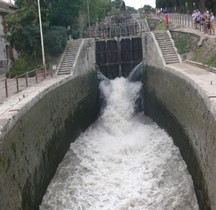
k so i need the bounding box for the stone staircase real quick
[154,31,180,64]
[57,39,82,75]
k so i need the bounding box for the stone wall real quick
[73,38,96,76]
[142,32,165,68]
[143,65,216,209]
[0,39,100,210]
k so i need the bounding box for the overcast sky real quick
[124,0,156,9]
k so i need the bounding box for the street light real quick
[87,0,90,28]
[37,0,46,70]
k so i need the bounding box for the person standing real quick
[192,10,196,28]
[210,13,215,35]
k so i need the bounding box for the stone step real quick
[62,59,75,62]
[58,72,71,75]
[158,41,173,44]
[155,31,180,64]
[59,66,72,69]
[165,59,179,62]
[61,64,74,67]
[164,54,179,58]
[162,49,177,53]
[58,70,71,74]
[159,45,174,48]
[62,61,75,64]
[157,41,173,44]
[155,36,170,40]
[57,39,82,75]
[161,50,175,53]
[166,61,180,64]
[58,71,71,73]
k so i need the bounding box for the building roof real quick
[0,0,17,15]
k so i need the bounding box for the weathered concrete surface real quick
[142,32,166,68]
[144,63,216,209]
[0,38,99,210]
[73,38,96,76]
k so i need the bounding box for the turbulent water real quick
[40,77,199,210]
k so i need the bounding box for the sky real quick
[124,0,156,9]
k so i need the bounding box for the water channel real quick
[40,76,199,210]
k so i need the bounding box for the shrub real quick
[6,56,42,78]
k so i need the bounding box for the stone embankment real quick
[0,38,100,210]
[143,27,216,209]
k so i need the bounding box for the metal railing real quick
[168,13,216,34]
[168,13,193,28]
[0,68,54,103]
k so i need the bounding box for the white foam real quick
[40,78,199,210]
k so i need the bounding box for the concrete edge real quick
[0,75,73,141]
[185,60,216,73]
[151,31,166,67]
[56,40,71,75]
[167,30,182,63]
[164,65,216,119]
[72,39,85,75]
[144,18,150,31]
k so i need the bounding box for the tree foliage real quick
[156,0,216,13]
[44,26,67,56]
[4,2,40,54]
[48,0,82,27]
[4,0,112,59]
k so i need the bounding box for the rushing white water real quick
[40,77,199,210]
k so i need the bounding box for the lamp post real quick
[37,0,46,70]
[87,0,90,28]
[185,2,188,13]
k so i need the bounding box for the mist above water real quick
[40,77,198,210]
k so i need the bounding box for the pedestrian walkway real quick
[151,13,216,39]
[0,72,55,105]
[171,25,216,43]
[0,74,66,120]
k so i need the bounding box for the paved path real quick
[0,74,66,121]
[0,73,56,105]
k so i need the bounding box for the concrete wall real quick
[73,38,96,76]
[142,27,216,208]
[144,67,213,209]
[142,32,165,68]
[0,39,100,210]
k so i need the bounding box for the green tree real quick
[4,2,41,55]
[44,26,67,56]
[112,0,122,9]
[87,0,111,22]
[48,0,82,27]
[120,1,126,12]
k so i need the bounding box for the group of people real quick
[192,9,215,35]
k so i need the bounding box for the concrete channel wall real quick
[0,38,100,210]
[142,32,216,209]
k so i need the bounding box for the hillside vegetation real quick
[171,31,216,68]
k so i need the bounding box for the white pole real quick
[37,0,46,70]
[87,0,90,28]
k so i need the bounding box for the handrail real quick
[167,13,216,34]
[0,67,54,102]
